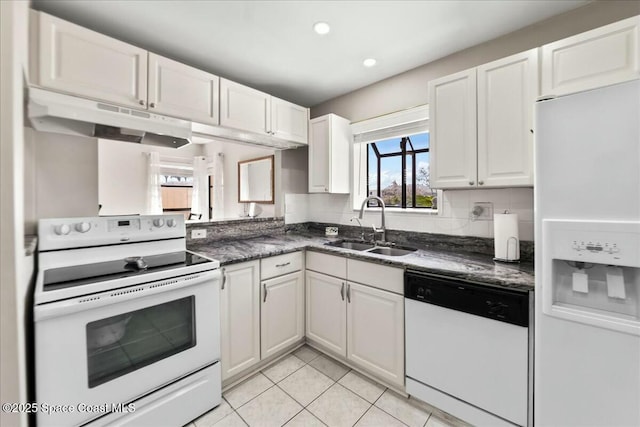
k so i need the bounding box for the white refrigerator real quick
[534,79,640,426]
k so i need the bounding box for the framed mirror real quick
[238,155,274,204]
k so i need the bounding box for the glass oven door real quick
[34,269,220,427]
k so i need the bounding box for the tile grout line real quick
[370,388,414,427]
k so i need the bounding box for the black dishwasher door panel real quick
[405,271,529,327]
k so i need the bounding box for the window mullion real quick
[412,153,417,208]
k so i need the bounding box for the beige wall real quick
[311,1,640,121]
[32,132,100,221]
[1,1,31,426]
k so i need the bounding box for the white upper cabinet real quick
[308,114,351,193]
[31,11,147,108]
[271,97,309,144]
[429,49,538,189]
[477,49,537,187]
[220,78,271,135]
[429,69,478,189]
[220,78,309,144]
[148,53,219,125]
[541,15,640,97]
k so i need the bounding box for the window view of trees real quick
[367,133,435,209]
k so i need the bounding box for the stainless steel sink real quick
[325,241,376,251]
[366,246,417,256]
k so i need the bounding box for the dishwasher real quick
[405,270,533,427]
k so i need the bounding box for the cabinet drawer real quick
[347,259,404,295]
[261,251,302,280]
[306,251,347,278]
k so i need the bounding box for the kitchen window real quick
[352,105,436,212]
[367,132,435,209]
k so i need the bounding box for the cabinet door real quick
[271,97,308,144]
[429,69,477,189]
[219,261,260,381]
[541,16,640,97]
[308,116,330,193]
[220,78,270,135]
[261,271,304,359]
[33,11,147,108]
[148,53,219,124]
[305,270,347,356]
[346,282,404,387]
[477,49,537,187]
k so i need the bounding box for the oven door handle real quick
[34,269,221,321]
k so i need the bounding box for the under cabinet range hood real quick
[27,88,192,148]
[191,121,306,150]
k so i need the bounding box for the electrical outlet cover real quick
[191,229,207,239]
[471,202,493,221]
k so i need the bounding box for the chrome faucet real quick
[349,216,365,241]
[359,196,386,243]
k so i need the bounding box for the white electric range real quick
[34,214,222,427]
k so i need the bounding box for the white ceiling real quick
[32,0,589,107]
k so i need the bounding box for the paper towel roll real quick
[494,212,520,261]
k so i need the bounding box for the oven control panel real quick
[39,215,185,251]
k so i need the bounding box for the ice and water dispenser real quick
[542,220,640,336]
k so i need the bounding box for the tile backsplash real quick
[285,188,534,241]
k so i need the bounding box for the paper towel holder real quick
[494,236,520,263]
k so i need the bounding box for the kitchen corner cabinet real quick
[30,10,148,108]
[148,53,219,125]
[260,252,304,359]
[429,49,537,189]
[305,252,404,387]
[541,15,640,97]
[219,260,260,381]
[220,79,309,144]
[308,114,351,193]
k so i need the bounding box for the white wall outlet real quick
[470,202,493,221]
[191,229,207,239]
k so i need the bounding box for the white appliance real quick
[534,79,640,426]
[34,215,222,427]
[405,271,533,427]
[28,87,192,148]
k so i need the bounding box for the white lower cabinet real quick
[306,253,405,388]
[305,270,347,355]
[346,282,405,387]
[219,261,260,381]
[261,271,304,359]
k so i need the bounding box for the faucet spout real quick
[359,196,386,242]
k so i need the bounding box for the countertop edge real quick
[188,235,534,292]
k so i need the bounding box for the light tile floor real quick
[186,345,458,427]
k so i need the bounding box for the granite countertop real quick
[188,232,535,292]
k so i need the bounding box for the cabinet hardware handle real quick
[478,181,484,185]
[346,283,351,303]
[263,283,268,302]
[340,282,345,301]
[139,100,145,106]
[469,181,474,186]
[275,262,291,268]
[150,102,155,108]
[221,268,226,290]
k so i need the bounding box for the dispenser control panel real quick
[543,219,640,267]
[571,241,620,254]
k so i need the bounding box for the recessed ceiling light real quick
[363,58,377,67]
[313,22,330,35]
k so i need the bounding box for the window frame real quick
[367,134,432,209]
